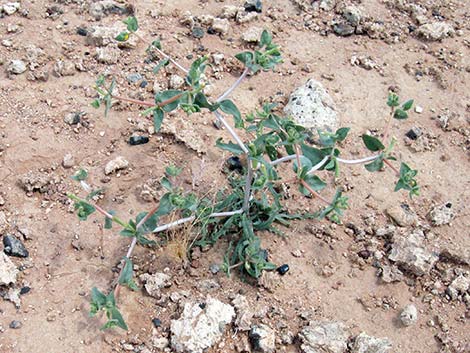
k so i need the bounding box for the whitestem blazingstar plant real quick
[68,17,419,330]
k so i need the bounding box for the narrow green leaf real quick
[219,100,243,128]
[259,30,272,48]
[393,109,408,120]
[91,99,100,108]
[301,143,326,166]
[401,99,414,111]
[364,155,384,172]
[71,169,88,181]
[104,210,115,229]
[216,138,244,155]
[153,58,169,74]
[153,108,164,132]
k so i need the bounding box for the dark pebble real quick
[129,136,149,146]
[152,318,162,328]
[333,22,355,37]
[20,286,31,295]
[3,235,29,258]
[244,0,262,13]
[226,156,243,172]
[76,27,87,36]
[139,80,148,88]
[9,320,22,329]
[276,264,289,275]
[199,302,206,309]
[405,127,422,140]
[207,27,216,35]
[357,250,371,259]
[191,27,204,39]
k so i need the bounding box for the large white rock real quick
[417,22,454,41]
[284,79,339,132]
[104,156,129,175]
[171,297,235,353]
[351,332,392,353]
[0,253,19,286]
[299,321,348,353]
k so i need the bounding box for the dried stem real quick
[299,180,330,205]
[383,158,400,176]
[383,107,395,143]
[112,95,155,107]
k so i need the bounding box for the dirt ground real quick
[0,0,469,352]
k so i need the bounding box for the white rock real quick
[8,60,27,74]
[428,203,454,226]
[53,60,76,77]
[447,274,470,300]
[236,10,259,24]
[299,321,348,353]
[249,324,276,353]
[169,74,185,89]
[96,45,120,64]
[62,154,75,169]
[414,105,423,113]
[220,5,239,19]
[242,27,263,43]
[284,78,339,132]
[2,2,20,15]
[171,297,235,353]
[212,18,230,36]
[342,5,362,26]
[151,336,169,349]
[388,230,438,276]
[212,53,224,66]
[352,332,392,353]
[417,22,455,41]
[399,304,418,326]
[104,156,129,175]
[0,253,18,286]
[139,272,172,298]
[232,294,253,331]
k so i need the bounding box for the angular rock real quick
[86,26,121,47]
[169,75,185,89]
[399,304,418,326]
[2,2,20,15]
[232,294,253,331]
[104,156,129,175]
[417,22,454,41]
[170,297,235,353]
[388,230,438,276]
[0,252,18,285]
[245,0,262,13]
[242,27,263,43]
[7,60,26,74]
[64,112,82,125]
[89,0,133,20]
[299,321,348,353]
[19,172,51,193]
[62,154,75,169]
[220,5,239,19]
[127,73,142,84]
[3,235,29,258]
[342,5,362,26]
[385,205,417,227]
[428,203,454,226]
[212,18,230,36]
[447,274,470,300]
[333,22,355,36]
[139,272,171,298]
[96,45,120,64]
[53,60,76,77]
[351,332,392,353]
[284,78,339,132]
[249,324,275,353]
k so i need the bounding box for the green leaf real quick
[91,99,100,108]
[235,52,254,67]
[393,109,408,120]
[115,31,130,42]
[362,134,385,151]
[335,127,350,142]
[219,100,243,128]
[401,99,414,111]
[394,162,419,197]
[90,287,107,316]
[299,175,326,196]
[123,16,138,32]
[150,40,162,50]
[104,210,116,229]
[301,144,326,166]
[153,108,164,132]
[259,30,272,48]
[165,165,182,177]
[364,155,384,172]
[293,155,312,174]
[74,200,96,221]
[155,90,182,112]
[387,93,399,107]
[119,257,139,291]
[71,169,88,181]
[153,58,169,74]
[109,307,128,330]
[216,138,244,155]
[194,92,217,111]
[160,176,172,191]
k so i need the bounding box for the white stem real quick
[80,180,92,193]
[152,209,245,233]
[125,237,137,259]
[270,155,296,166]
[216,68,250,102]
[154,47,188,74]
[307,156,330,174]
[214,111,249,154]
[336,154,379,164]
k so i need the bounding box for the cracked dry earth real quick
[0,0,469,352]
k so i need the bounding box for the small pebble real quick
[152,318,162,328]
[76,27,87,36]
[415,106,423,114]
[129,136,149,146]
[226,156,243,172]
[405,127,422,140]
[9,320,22,329]
[277,264,289,275]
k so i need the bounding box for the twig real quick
[383,158,400,176]
[216,68,250,102]
[299,180,330,205]
[134,33,188,74]
[214,111,249,154]
[112,95,155,107]
[336,154,380,165]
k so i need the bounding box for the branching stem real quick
[216,68,250,102]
